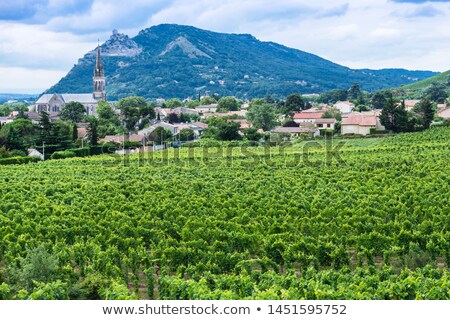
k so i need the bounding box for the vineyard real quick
[0,128,449,299]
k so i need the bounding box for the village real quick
[1,46,449,162]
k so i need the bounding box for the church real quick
[32,45,106,115]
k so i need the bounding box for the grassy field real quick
[0,129,449,299]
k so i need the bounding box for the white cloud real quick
[0,67,66,93]
[0,0,450,93]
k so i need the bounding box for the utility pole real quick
[42,142,45,160]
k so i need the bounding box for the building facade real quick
[32,45,106,115]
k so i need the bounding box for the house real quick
[23,112,60,124]
[139,122,179,136]
[404,100,421,111]
[293,110,326,124]
[196,104,218,113]
[438,108,450,120]
[171,107,199,115]
[341,111,385,135]
[271,126,316,137]
[27,148,44,160]
[333,101,355,113]
[229,119,251,129]
[174,122,209,138]
[315,118,336,131]
[101,134,145,144]
[0,117,13,126]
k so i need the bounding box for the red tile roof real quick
[342,113,377,126]
[293,112,325,119]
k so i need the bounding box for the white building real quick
[31,45,106,116]
[333,101,355,113]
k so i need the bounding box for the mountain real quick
[397,69,450,97]
[0,93,38,104]
[45,24,439,100]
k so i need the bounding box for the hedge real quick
[50,151,76,160]
[0,156,41,165]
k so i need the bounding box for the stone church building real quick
[32,45,106,115]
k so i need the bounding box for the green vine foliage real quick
[0,128,449,299]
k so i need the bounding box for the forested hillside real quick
[45,24,438,100]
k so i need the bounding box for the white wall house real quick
[333,101,355,113]
[341,112,385,135]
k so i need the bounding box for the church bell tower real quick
[93,43,106,101]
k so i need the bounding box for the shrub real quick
[50,151,76,160]
[67,147,90,157]
[0,156,40,165]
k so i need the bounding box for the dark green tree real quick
[243,128,263,141]
[167,113,179,124]
[216,121,241,140]
[217,96,239,112]
[371,91,390,109]
[59,102,85,123]
[415,97,435,129]
[38,111,52,138]
[284,93,305,115]
[86,115,99,145]
[425,83,448,103]
[380,98,408,133]
[72,123,78,141]
[348,83,362,101]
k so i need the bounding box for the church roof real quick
[35,94,56,104]
[61,94,98,104]
[35,93,98,105]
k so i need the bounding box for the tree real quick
[371,91,390,109]
[116,96,154,132]
[318,89,348,104]
[59,101,85,123]
[200,96,217,105]
[38,111,52,138]
[0,105,12,117]
[16,104,29,119]
[217,96,239,112]
[86,115,99,145]
[425,83,448,103]
[247,103,278,131]
[283,120,299,127]
[380,98,409,133]
[148,127,173,144]
[284,93,305,116]
[19,245,59,290]
[165,98,183,109]
[166,113,179,124]
[72,123,78,141]
[243,128,263,141]
[178,128,195,141]
[216,121,241,140]
[0,118,36,151]
[415,97,435,129]
[348,83,362,101]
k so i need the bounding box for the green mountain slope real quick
[401,70,450,90]
[45,24,439,100]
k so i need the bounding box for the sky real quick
[0,0,450,93]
